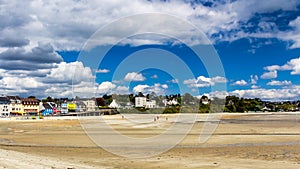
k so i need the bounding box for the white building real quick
[7,96,23,115]
[135,97,146,108]
[82,99,97,112]
[163,98,178,106]
[109,99,120,108]
[146,100,157,108]
[0,96,10,117]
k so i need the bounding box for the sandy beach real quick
[0,112,299,169]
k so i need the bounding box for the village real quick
[1,93,300,118]
[0,93,183,118]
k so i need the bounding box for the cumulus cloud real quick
[98,81,116,94]
[184,76,227,88]
[124,72,146,82]
[209,85,300,101]
[279,17,300,49]
[231,80,247,86]
[260,71,277,79]
[133,83,168,95]
[263,57,300,76]
[229,87,300,101]
[1,0,300,99]
[1,0,299,50]
[267,80,292,86]
[0,36,29,47]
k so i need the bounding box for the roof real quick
[43,103,52,109]
[22,98,39,104]
[0,96,10,103]
[7,96,21,100]
[109,99,119,108]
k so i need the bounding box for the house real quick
[135,97,146,107]
[41,103,53,116]
[67,103,76,112]
[82,99,97,112]
[145,100,157,108]
[7,96,23,116]
[40,102,59,116]
[0,96,10,117]
[109,99,120,108]
[22,98,40,116]
[61,103,68,114]
[75,101,86,112]
[163,98,178,106]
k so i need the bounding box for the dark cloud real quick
[0,1,32,29]
[0,60,55,70]
[0,37,29,47]
[0,43,63,70]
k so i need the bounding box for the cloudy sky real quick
[1,0,300,101]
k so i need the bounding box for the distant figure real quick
[157,116,159,120]
[122,115,124,119]
[154,117,156,122]
[166,117,168,121]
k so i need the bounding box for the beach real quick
[0,112,299,169]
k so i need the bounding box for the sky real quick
[1,0,300,101]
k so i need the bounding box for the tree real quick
[96,98,106,107]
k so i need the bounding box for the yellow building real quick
[7,96,23,115]
[67,103,76,112]
[22,98,39,116]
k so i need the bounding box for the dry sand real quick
[0,112,299,169]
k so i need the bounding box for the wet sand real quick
[0,113,299,169]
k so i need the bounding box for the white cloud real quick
[98,81,116,94]
[250,75,258,84]
[2,0,299,51]
[286,57,300,75]
[279,17,300,49]
[133,83,167,95]
[45,61,94,85]
[95,69,110,73]
[267,80,292,86]
[208,85,300,101]
[184,76,227,88]
[260,71,277,79]
[229,87,300,101]
[124,72,146,82]
[161,84,168,89]
[151,74,158,79]
[251,85,260,89]
[115,86,129,94]
[263,57,300,76]
[133,84,150,93]
[232,80,247,86]
[170,79,179,83]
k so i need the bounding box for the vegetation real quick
[32,93,300,113]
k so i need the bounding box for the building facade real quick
[61,103,68,114]
[7,96,23,115]
[145,100,157,108]
[135,97,147,108]
[82,99,96,112]
[22,98,40,116]
[0,96,10,117]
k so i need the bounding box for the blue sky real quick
[1,0,300,100]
